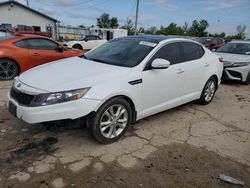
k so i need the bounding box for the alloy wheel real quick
[100,104,128,139]
[0,60,18,80]
[204,80,216,102]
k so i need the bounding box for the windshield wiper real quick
[80,55,88,59]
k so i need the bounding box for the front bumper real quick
[7,91,102,124]
[223,65,250,82]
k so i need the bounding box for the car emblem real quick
[17,83,21,88]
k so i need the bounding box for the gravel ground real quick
[0,80,249,188]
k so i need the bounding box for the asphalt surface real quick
[0,80,249,188]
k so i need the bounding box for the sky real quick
[2,0,250,38]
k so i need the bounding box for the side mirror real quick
[57,46,64,52]
[151,58,170,69]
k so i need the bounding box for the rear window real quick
[14,40,29,48]
[180,42,204,62]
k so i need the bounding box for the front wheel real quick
[0,59,19,80]
[197,77,217,105]
[72,44,83,50]
[87,98,132,144]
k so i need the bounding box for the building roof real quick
[0,1,58,22]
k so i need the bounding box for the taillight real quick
[219,57,223,63]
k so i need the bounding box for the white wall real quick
[0,3,56,39]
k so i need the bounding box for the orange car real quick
[0,34,86,80]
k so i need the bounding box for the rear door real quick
[27,38,67,66]
[178,42,207,99]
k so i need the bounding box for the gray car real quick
[214,41,250,85]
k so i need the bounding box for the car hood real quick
[19,57,131,92]
[214,52,250,63]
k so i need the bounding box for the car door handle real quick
[204,63,210,67]
[176,69,184,74]
[33,53,40,56]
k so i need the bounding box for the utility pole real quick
[26,0,29,7]
[134,0,139,35]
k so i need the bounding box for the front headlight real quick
[31,88,90,107]
[231,62,250,67]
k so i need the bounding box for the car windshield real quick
[78,36,86,41]
[216,43,250,55]
[84,38,156,67]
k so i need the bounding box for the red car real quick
[11,25,51,38]
[0,35,86,80]
[197,37,225,50]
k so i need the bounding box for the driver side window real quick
[150,43,181,65]
[27,39,58,50]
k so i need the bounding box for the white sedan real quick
[8,35,223,144]
[66,35,107,50]
[214,40,250,85]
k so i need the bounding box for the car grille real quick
[10,87,35,106]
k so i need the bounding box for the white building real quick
[90,28,128,40]
[0,1,58,39]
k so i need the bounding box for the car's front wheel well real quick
[211,74,219,89]
[72,44,83,50]
[98,95,137,124]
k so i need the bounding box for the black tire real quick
[242,71,250,85]
[197,77,217,105]
[72,44,83,50]
[87,98,132,144]
[0,58,19,81]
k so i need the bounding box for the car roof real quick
[229,40,250,44]
[116,35,174,43]
[1,35,52,43]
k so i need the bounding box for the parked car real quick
[0,35,86,80]
[8,35,223,144]
[197,37,225,50]
[214,40,250,84]
[10,25,51,38]
[66,35,107,50]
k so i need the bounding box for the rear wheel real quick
[197,77,217,105]
[0,59,19,80]
[72,44,83,50]
[87,98,132,144]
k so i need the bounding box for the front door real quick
[141,42,186,118]
[27,38,64,66]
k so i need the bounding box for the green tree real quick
[120,19,134,35]
[163,23,185,35]
[188,19,209,37]
[97,13,110,28]
[208,32,226,38]
[145,26,158,34]
[138,27,145,34]
[236,25,247,39]
[110,17,119,29]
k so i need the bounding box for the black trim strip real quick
[129,79,142,85]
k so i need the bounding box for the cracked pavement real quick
[0,81,249,187]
